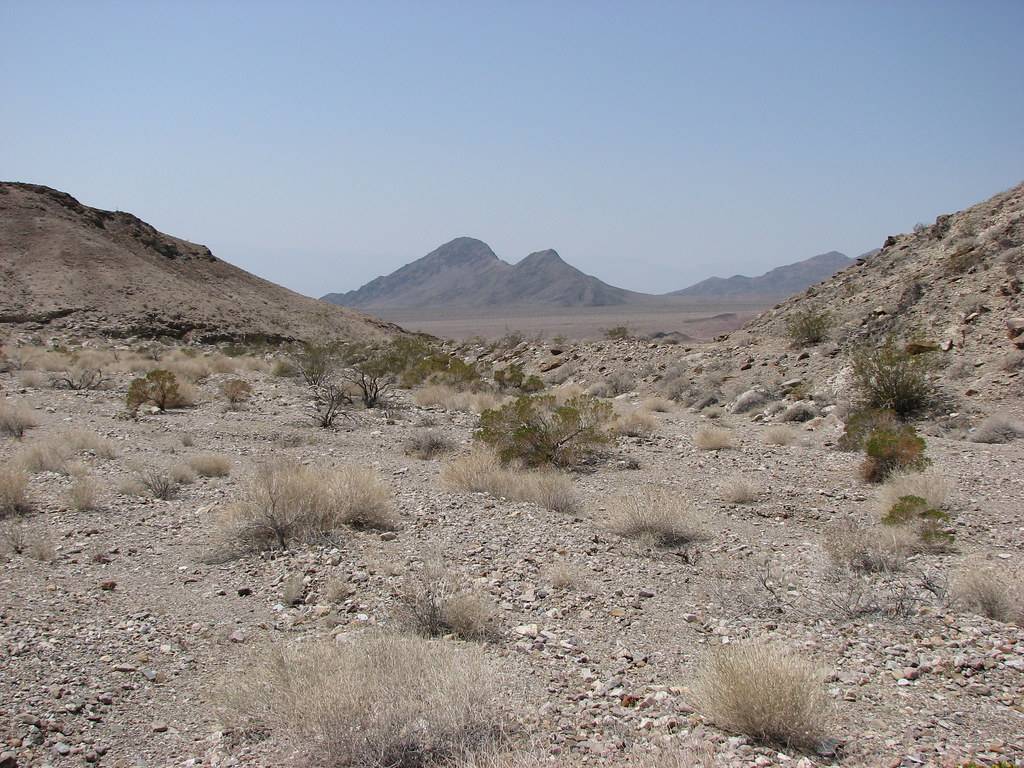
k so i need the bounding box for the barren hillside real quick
[0,183,399,342]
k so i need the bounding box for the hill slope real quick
[669,250,856,299]
[0,182,399,342]
[322,237,646,309]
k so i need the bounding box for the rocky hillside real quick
[668,251,856,299]
[322,237,648,309]
[0,182,399,342]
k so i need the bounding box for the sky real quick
[3,1,1023,297]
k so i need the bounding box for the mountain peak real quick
[426,236,498,266]
[516,249,568,269]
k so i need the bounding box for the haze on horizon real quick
[3,1,1022,298]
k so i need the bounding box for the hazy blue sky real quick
[3,1,1022,296]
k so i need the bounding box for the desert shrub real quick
[415,385,500,413]
[292,342,340,387]
[339,343,399,408]
[824,520,913,573]
[860,425,928,483]
[607,490,701,547]
[477,394,612,468]
[0,400,38,438]
[547,562,583,591]
[16,371,47,388]
[217,632,502,768]
[65,430,118,459]
[837,407,899,451]
[311,382,351,428]
[952,567,1022,624]
[50,367,111,391]
[604,325,630,340]
[220,378,253,407]
[779,401,818,423]
[17,440,72,474]
[851,341,937,418]
[720,476,760,504]
[0,467,31,517]
[218,461,395,551]
[138,468,179,500]
[762,425,797,446]
[877,471,952,513]
[881,495,952,550]
[126,369,187,412]
[614,409,657,437]
[732,388,767,414]
[441,450,578,514]
[405,430,455,460]
[396,563,497,641]
[493,363,543,393]
[588,370,635,398]
[170,463,197,485]
[271,358,298,378]
[785,307,833,347]
[694,426,734,451]
[969,413,1024,444]
[0,521,53,560]
[67,475,99,512]
[641,396,674,413]
[696,643,830,748]
[188,453,232,477]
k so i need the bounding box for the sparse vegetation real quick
[694,426,734,451]
[607,490,701,547]
[0,399,38,438]
[614,409,657,437]
[68,475,99,511]
[395,563,497,641]
[696,642,830,749]
[0,467,31,517]
[220,378,253,408]
[0,521,53,561]
[126,369,188,412]
[785,307,833,346]
[969,413,1024,444]
[877,471,952,513]
[138,468,179,500]
[641,396,674,413]
[952,566,1022,625]
[604,325,630,340]
[860,424,929,483]
[720,475,760,504]
[881,494,952,550]
[762,425,797,446]
[405,430,455,460]
[441,450,578,514]
[187,453,232,477]
[851,341,937,419]
[824,520,913,573]
[217,632,503,768]
[588,370,635,398]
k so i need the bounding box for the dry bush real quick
[176,379,200,407]
[415,384,500,413]
[588,370,635,398]
[720,476,760,504]
[0,400,39,438]
[49,367,112,391]
[607,490,701,547]
[138,468,179,500]
[969,413,1024,444]
[396,564,497,641]
[217,632,502,768]
[188,453,232,477]
[694,427,734,451]
[17,440,72,474]
[220,378,253,408]
[547,561,583,591]
[952,567,1023,624]
[780,401,818,423]
[162,356,210,382]
[824,520,914,573]
[762,425,797,446]
[17,371,47,388]
[641,396,674,413]
[405,430,455,460]
[0,467,31,517]
[66,430,118,459]
[695,642,830,749]
[117,477,147,497]
[441,450,578,514]
[614,409,657,437]
[876,471,952,513]
[551,383,586,406]
[181,433,195,447]
[170,464,197,485]
[68,475,100,512]
[0,521,53,560]
[217,461,396,552]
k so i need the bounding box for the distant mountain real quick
[0,182,399,342]
[323,237,646,309]
[668,251,856,300]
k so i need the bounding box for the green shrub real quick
[604,325,630,340]
[127,369,184,412]
[493,363,544,394]
[882,495,953,550]
[785,307,832,346]
[851,341,937,418]
[837,408,899,451]
[292,342,341,387]
[860,425,928,483]
[477,394,613,467]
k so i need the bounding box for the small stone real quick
[151,721,168,733]
[99,580,117,591]
[53,742,72,756]
[514,624,539,639]
[236,587,252,597]
[228,629,246,644]
[379,532,397,542]
[638,589,655,599]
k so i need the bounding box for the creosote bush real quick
[607,490,701,548]
[851,341,937,419]
[217,632,503,768]
[126,369,188,413]
[860,424,929,483]
[696,642,830,749]
[785,307,833,347]
[477,394,612,468]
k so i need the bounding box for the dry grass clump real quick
[17,439,73,474]
[614,409,657,437]
[780,401,819,423]
[217,461,396,552]
[762,425,797,446]
[405,430,455,460]
[0,400,39,438]
[396,563,498,641]
[138,468,179,500]
[67,475,100,512]
[876,471,952,513]
[547,561,584,591]
[952,566,1023,625]
[694,426,734,451]
[695,642,830,749]
[969,413,1024,444]
[187,453,232,477]
[66,430,119,459]
[607,490,701,547]
[441,450,578,514]
[16,371,47,388]
[720,476,760,504]
[641,396,674,413]
[415,384,501,413]
[217,632,502,768]
[0,521,54,561]
[170,463,197,485]
[0,467,31,518]
[824,520,914,573]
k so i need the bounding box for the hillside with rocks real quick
[0,182,399,343]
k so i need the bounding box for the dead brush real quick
[694,426,734,450]
[441,450,578,514]
[720,475,760,504]
[952,566,1023,624]
[0,467,31,517]
[187,453,232,477]
[0,521,53,560]
[876,471,952,514]
[405,430,455,460]
[824,520,914,573]
[216,632,503,768]
[17,440,73,474]
[138,468,179,500]
[614,409,657,437]
[0,400,39,438]
[695,641,831,749]
[607,490,702,548]
[762,425,797,446]
[67,474,100,512]
[395,563,497,641]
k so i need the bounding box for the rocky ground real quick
[1,337,1023,768]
